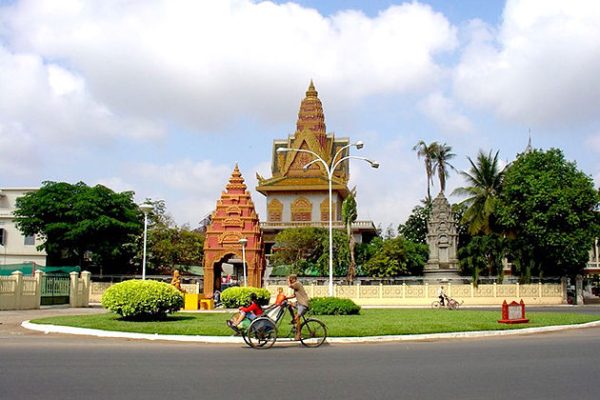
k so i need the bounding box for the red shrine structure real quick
[202,164,265,296]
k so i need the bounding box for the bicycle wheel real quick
[246,318,277,349]
[431,301,442,309]
[299,318,327,348]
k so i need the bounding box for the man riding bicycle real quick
[287,274,309,341]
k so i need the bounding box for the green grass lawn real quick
[30,309,600,337]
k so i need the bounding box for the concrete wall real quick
[0,270,91,311]
[264,282,566,306]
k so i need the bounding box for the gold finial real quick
[306,79,318,97]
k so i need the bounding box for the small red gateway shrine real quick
[498,300,529,324]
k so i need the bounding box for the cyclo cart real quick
[231,300,327,349]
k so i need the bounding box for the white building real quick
[0,188,47,266]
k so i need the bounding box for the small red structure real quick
[498,299,529,324]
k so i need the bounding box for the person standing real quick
[287,274,309,341]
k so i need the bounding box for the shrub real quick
[309,297,361,315]
[101,280,184,320]
[220,287,271,308]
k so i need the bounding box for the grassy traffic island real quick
[30,309,600,338]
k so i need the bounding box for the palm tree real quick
[432,142,456,193]
[342,188,358,282]
[452,150,504,235]
[413,140,438,202]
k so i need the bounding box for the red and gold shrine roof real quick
[256,81,350,196]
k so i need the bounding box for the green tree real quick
[413,140,438,202]
[398,201,432,244]
[318,229,351,277]
[270,227,350,277]
[141,200,205,274]
[147,226,205,273]
[432,142,456,193]
[497,149,600,278]
[453,150,504,235]
[14,181,142,272]
[362,236,428,278]
[458,234,506,283]
[342,188,358,281]
[270,228,326,275]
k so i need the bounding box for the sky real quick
[1,0,599,230]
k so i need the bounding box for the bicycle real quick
[431,296,463,310]
[238,300,327,349]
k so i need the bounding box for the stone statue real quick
[170,269,185,293]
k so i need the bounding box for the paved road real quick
[1,307,600,400]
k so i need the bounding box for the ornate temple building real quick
[202,165,265,294]
[256,81,376,253]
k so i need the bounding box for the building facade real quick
[0,188,46,266]
[256,81,376,253]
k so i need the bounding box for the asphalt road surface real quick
[1,307,600,400]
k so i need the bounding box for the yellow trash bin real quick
[184,293,200,310]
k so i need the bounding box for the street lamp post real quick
[277,141,379,296]
[139,203,153,280]
[239,238,248,287]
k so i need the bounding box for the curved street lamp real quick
[139,203,154,280]
[277,141,379,296]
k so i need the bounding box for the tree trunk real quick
[346,224,356,283]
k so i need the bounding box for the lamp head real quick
[370,160,380,169]
[355,140,364,150]
[139,203,153,214]
[239,238,248,245]
[276,147,289,154]
[302,165,309,172]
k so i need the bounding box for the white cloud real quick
[0,0,457,133]
[0,122,40,177]
[348,137,425,228]
[419,92,473,133]
[0,44,166,151]
[454,0,600,127]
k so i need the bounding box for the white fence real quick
[264,282,566,306]
[0,271,91,311]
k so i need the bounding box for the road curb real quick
[21,320,600,344]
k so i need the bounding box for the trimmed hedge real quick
[309,297,361,315]
[220,287,271,308]
[102,280,184,320]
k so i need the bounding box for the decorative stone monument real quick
[203,164,265,297]
[424,192,460,280]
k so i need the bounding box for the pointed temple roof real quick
[203,164,265,292]
[256,81,350,197]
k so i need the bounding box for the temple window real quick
[291,197,312,222]
[268,199,283,222]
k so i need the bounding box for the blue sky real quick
[1,0,599,229]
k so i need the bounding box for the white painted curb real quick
[22,320,600,344]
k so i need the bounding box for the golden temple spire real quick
[226,163,246,192]
[296,80,327,148]
[306,79,317,97]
